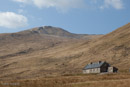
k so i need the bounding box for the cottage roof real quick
[83,61,106,70]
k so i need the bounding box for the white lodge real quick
[83,61,118,74]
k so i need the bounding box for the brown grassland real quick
[0,73,130,87]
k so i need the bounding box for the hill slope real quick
[0,23,130,80]
[0,26,100,57]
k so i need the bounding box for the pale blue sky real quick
[0,0,130,34]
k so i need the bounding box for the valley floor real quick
[0,73,130,87]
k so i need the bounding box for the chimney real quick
[99,61,101,63]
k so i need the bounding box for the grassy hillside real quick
[0,23,130,80]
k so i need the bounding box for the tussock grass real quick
[0,73,130,87]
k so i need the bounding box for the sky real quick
[0,0,130,34]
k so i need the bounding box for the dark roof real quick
[83,61,105,70]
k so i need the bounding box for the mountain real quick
[19,26,101,39]
[0,26,100,58]
[0,23,130,80]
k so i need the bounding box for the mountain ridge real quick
[18,26,102,39]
